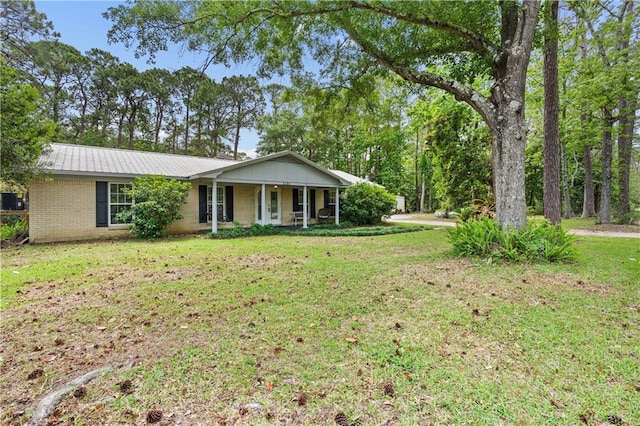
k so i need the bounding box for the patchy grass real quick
[1,231,639,425]
[557,216,638,234]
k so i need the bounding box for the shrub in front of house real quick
[116,175,190,239]
[447,218,577,263]
[340,182,396,226]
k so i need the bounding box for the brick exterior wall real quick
[29,177,327,243]
[29,176,209,243]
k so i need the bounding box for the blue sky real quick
[35,1,265,157]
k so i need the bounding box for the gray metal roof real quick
[38,144,370,188]
[39,143,239,179]
[329,169,369,185]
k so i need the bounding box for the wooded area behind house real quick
[1,1,638,224]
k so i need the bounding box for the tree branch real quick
[337,16,496,128]
[347,1,498,58]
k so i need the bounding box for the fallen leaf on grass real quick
[344,337,358,343]
[41,355,56,362]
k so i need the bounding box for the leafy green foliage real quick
[209,222,424,239]
[298,224,425,237]
[116,175,190,239]
[0,63,54,187]
[415,93,493,209]
[341,182,397,226]
[0,217,28,242]
[448,218,577,263]
[209,223,280,239]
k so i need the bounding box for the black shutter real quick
[324,190,330,208]
[292,188,301,212]
[96,181,108,227]
[225,186,234,221]
[199,185,207,223]
[310,189,316,218]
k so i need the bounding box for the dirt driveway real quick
[387,214,640,239]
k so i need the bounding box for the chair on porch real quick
[318,207,331,224]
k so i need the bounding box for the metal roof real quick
[39,143,239,179]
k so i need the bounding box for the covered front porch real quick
[192,151,352,234]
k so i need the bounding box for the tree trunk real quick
[184,104,190,154]
[560,142,572,218]
[415,132,420,213]
[490,103,528,229]
[543,0,561,224]
[581,144,596,218]
[420,175,426,213]
[233,120,241,160]
[599,114,614,224]
[616,96,634,219]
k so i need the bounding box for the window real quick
[109,183,133,225]
[297,188,304,206]
[207,186,225,221]
[328,189,336,216]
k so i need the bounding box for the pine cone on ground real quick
[335,411,349,426]
[73,386,87,398]
[27,368,44,380]
[119,379,133,394]
[384,382,395,397]
[297,392,308,407]
[146,410,162,424]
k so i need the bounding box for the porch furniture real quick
[318,207,331,223]
[291,211,304,225]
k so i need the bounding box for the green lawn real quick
[1,230,638,425]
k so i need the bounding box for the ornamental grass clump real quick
[447,218,577,263]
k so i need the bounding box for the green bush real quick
[209,223,282,239]
[1,217,28,242]
[341,182,396,226]
[447,218,577,263]
[116,175,190,239]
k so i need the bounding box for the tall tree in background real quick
[224,75,265,160]
[105,0,541,230]
[543,0,561,224]
[570,1,639,223]
[0,63,55,187]
[615,1,636,220]
[0,0,58,67]
[174,67,202,154]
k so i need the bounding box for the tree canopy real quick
[0,63,55,187]
[106,0,542,229]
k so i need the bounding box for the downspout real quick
[261,183,266,225]
[211,180,218,234]
[303,185,308,228]
[335,186,340,225]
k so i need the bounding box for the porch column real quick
[211,180,218,234]
[261,183,266,225]
[335,186,340,225]
[302,185,308,228]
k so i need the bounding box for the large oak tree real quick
[107,1,540,229]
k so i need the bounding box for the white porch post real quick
[335,186,340,225]
[261,183,266,225]
[302,185,308,228]
[211,180,218,234]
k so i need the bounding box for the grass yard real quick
[1,229,639,425]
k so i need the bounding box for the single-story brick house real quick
[29,143,365,243]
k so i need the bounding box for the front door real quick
[256,189,281,225]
